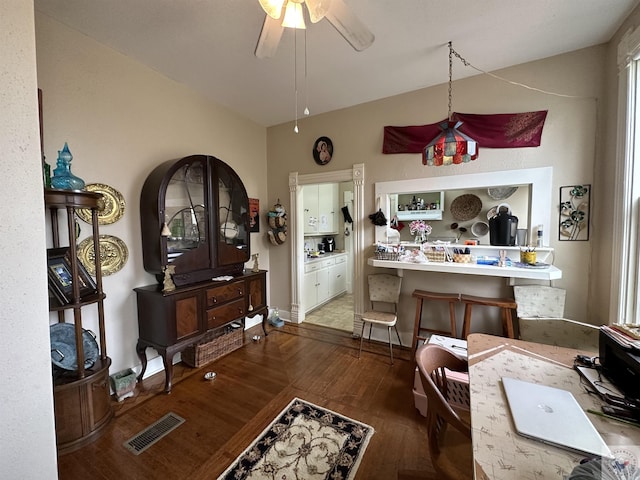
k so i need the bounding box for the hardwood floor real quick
[57,323,434,480]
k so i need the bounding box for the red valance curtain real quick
[382,111,548,154]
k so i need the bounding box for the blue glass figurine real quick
[51,142,85,190]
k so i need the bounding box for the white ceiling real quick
[34,0,638,127]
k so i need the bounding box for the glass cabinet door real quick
[216,161,249,266]
[164,159,210,269]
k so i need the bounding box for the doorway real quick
[288,164,365,336]
[301,181,354,332]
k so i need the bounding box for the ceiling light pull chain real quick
[304,26,310,116]
[294,28,299,133]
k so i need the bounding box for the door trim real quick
[289,164,364,330]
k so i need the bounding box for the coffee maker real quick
[489,204,518,246]
[323,237,335,252]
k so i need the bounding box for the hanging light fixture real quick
[259,0,330,25]
[282,0,306,29]
[259,0,322,133]
[423,42,478,166]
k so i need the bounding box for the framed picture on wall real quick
[249,198,260,233]
[47,247,97,304]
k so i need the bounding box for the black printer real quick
[599,329,640,400]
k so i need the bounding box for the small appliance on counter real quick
[323,237,335,252]
[489,203,518,246]
[318,243,326,254]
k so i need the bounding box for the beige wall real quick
[267,46,606,336]
[35,12,269,376]
[1,2,58,477]
[593,3,640,325]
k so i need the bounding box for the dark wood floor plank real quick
[57,325,431,480]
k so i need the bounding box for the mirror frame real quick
[374,167,553,246]
[289,164,365,324]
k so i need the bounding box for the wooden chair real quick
[359,274,403,364]
[414,344,473,480]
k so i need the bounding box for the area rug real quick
[217,397,375,480]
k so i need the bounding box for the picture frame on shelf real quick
[47,247,97,304]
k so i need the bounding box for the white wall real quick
[0,2,58,477]
[35,12,270,376]
[266,45,605,337]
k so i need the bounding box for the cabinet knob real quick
[212,297,217,304]
[238,289,243,295]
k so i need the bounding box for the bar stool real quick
[411,290,460,355]
[460,294,517,339]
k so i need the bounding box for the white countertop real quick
[368,257,562,280]
[304,251,347,264]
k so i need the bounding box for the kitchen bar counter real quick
[368,257,561,280]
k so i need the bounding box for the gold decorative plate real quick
[76,183,126,225]
[78,234,129,276]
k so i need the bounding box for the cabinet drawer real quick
[206,281,245,307]
[305,262,321,273]
[207,298,245,329]
[321,258,335,268]
[334,255,347,265]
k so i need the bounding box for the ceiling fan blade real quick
[305,0,332,23]
[325,0,374,52]
[255,14,285,59]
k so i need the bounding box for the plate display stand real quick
[45,189,113,454]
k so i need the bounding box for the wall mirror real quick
[374,167,553,247]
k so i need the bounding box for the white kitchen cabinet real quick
[318,183,338,234]
[303,254,347,313]
[303,183,338,235]
[328,255,347,298]
[303,185,319,234]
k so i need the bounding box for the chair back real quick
[415,345,471,460]
[367,274,402,305]
[513,285,566,318]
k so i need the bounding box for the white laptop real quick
[502,377,613,458]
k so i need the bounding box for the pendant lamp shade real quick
[423,42,479,166]
[422,121,478,166]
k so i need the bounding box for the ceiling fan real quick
[255,0,375,59]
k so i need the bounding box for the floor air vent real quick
[123,412,185,455]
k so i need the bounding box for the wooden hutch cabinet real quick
[45,189,113,454]
[135,154,268,393]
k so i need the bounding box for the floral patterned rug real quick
[217,398,375,480]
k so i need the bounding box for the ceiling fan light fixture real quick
[282,1,306,29]
[259,0,286,19]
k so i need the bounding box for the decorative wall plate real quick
[313,137,333,165]
[487,186,518,200]
[450,194,482,221]
[78,234,129,276]
[76,183,126,225]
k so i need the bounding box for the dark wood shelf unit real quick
[45,188,113,454]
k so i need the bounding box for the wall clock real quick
[313,137,333,165]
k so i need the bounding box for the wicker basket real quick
[182,328,243,367]
[375,251,399,261]
[425,249,447,263]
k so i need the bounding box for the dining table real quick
[467,333,640,479]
